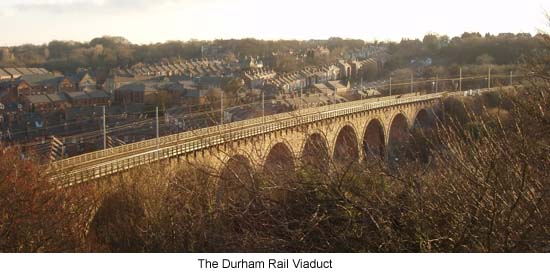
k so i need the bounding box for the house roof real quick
[173,64,185,71]
[16,67,35,75]
[159,82,185,92]
[116,82,158,93]
[28,68,44,74]
[141,67,152,73]
[314,71,327,77]
[26,95,51,104]
[65,91,90,101]
[328,81,347,90]
[69,71,94,84]
[0,68,11,79]
[361,58,377,66]
[46,93,68,102]
[85,89,111,99]
[314,83,331,91]
[37,68,50,74]
[4,68,22,78]
[337,60,351,68]
[20,74,65,87]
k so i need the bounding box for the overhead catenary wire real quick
[12,99,271,147]
[9,72,526,148]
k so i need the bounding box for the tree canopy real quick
[0,33,543,76]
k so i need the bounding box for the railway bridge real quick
[47,91,460,187]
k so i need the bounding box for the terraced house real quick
[69,70,97,91]
[243,68,277,88]
[18,74,76,95]
[105,58,238,92]
[265,65,340,94]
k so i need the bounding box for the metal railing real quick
[48,91,455,186]
[49,93,426,169]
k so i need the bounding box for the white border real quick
[1,253,548,276]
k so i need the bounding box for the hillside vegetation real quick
[1,33,549,253]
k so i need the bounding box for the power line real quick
[8,72,527,148]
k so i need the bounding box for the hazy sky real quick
[1,0,548,46]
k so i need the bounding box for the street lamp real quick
[435,74,438,93]
[410,73,414,95]
[488,66,492,90]
[102,106,106,150]
[389,74,392,96]
[300,80,303,111]
[459,67,462,91]
[262,89,265,122]
[220,89,224,125]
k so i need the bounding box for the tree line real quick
[1,31,549,253]
[0,33,543,76]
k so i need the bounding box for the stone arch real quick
[413,108,435,129]
[333,124,360,165]
[363,118,385,160]
[301,131,331,172]
[217,154,256,208]
[262,141,296,187]
[261,138,297,166]
[388,112,410,162]
[411,108,437,164]
[88,189,145,252]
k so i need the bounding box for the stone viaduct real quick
[49,92,452,243]
[49,92,444,189]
